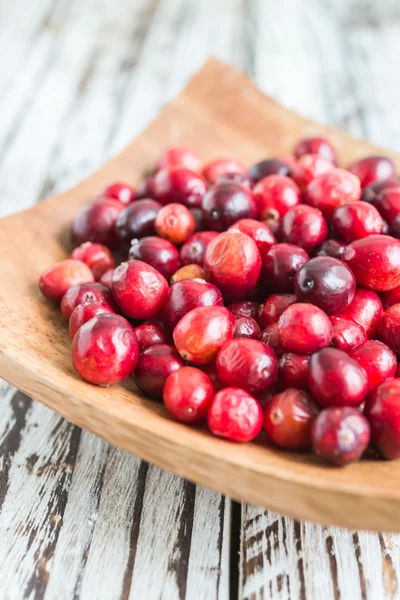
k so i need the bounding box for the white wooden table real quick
[1,1,400,598]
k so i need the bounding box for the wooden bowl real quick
[1,59,400,533]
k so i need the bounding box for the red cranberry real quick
[134,344,184,400]
[112,260,168,320]
[39,259,94,303]
[259,323,285,358]
[72,314,139,386]
[69,301,115,340]
[248,158,291,183]
[163,279,223,331]
[281,205,328,252]
[228,218,276,254]
[72,198,124,249]
[339,288,383,338]
[261,243,309,293]
[170,264,208,283]
[292,154,334,189]
[155,203,196,245]
[311,407,370,465]
[343,235,400,291]
[128,236,179,280]
[332,202,384,243]
[228,301,259,320]
[350,340,396,391]
[201,182,258,231]
[153,166,207,208]
[99,268,114,289]
[254,175,301,229]
[217,172,252,187]
[204,231,261,299]
[71,242,116,280]
[101,182,135,204]
[157,146,202,173]
[294,136,337,164]
[233,315,260,339]
[348,155,396,189]
[115,199,162,242]
[208,388,263,442]
[279,353,309,390]
[173,306,234,364]
[377,304,400,353]
[308,348,368,407]
[216,338,278,394]
[361,178,400,204]
[198,363,223,392]
[163,366,214,423]
[306,169,361,220]
[314,239,346,260]
[364,379,400,459]
[61,282,114,320]
[133,323,170,353]
[264,389,319,450]
[258,294,296,328]
[135,177,155,199]
[203,158,246,184]
[279,303,332,353]
[381,284,400,309]
[373,188,400,225]
[179,231,218,266]
[294,257,356,315]
[329,316,367,352]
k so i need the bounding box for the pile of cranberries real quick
[39,141,400,467]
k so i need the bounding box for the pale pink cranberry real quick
[39,259,94,303]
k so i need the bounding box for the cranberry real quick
[71,242,116,280]
[72,198,124,249]
[157,146,202,173]
[69,301,115,340]
[364,379,400,459]
[291,154,334,189]
[216,338,278,394]
[294,136,337,164]
[39,259,94,303]
[128,236,179,280]
[61,282,114,320]
[99,268,114,289]
[343,235,400,291]
[112,260,168,320]
[153,166,207,208]
[306,169,361,220]
[329,316,367,352]
[294,257,356,315]
[261,243,309,293]
[308,348,368,407]
[202,158,247,184]
[133,323,170,353]
[179,231,218,266]
[390,214,400,238]
[217,172,253,188]
[163,366,214,423]
[373,188,400,225]
[155,203,196,245]
[279,353,309,390]
[173,306,234,364]
[204,231,261,299]
[198,363,223,392]
[361,178,400,204]
[280,205,328,252]
[264,389,319,451]
[135,177,155,199]
[350,340,396,391]
[233,315,261,339]
[331,202,384,243]
[201,182,258,231]
[248,158,291,183]
[339,288,383,339]
[381,284,400,309]
[72,314,139,386]
[228,218,276,254]
[208,388,263,442]
[311,407,370,466]
[163,279,223,331]
[377,304,400,353]
[253,175,301,229]
[348,155,396,189]
[170,264,208,283]
[101,182,135,204]
[258,294,296,328]
[279,303,332,353]
[259,323,285,358]
[314,239,346,260]
[228,301,259,320]
[134,344,184,400]
[115,199,162,242]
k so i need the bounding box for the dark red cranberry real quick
[291,154,334,189]
[39,259,94,303]
[163,366,214,423]
[155,203,196,245]
[264,388,319,450]
[279,303,332,353]
[61,282,115,320]
[203,158,246,184]
[390,214,400,238]
[339,288,383,339]
[71,242,115,280]
[135,177,155,199]
[217,172,252,188]
[361,178,400,204]
[308,348,368,407]
[170,264,208,283]
[69,301,115,340]
[294,136,337,164]
[72,314,139,386]
[99,268,114,289]
[157,146,202,173]
[311,407,370,465]
[163,279,223,331]
[128,236,179,280]
[261,243,309,293]
[134,344,184,400]
[208,388,263,442]
[381,284,400,309]
[329,316,367,352]
[228,218,276,254]
[306,169,361,219]
[189,208,204,232]
[201,182,258,231]
[279,353,309,390]
[350,340,396,391]
[364,379,400,459]
[153,166,207,208]
[314,239,346,260]
[343,235,400,291]
[294,257,356,315]
[253,175,301,229]
[72,198,124,249]
[280,205,328,252]
[102,182,135,204]
[332,202,384,242]
[377,304,400,353]
[133,323,170,353]
[179,231,218,266]
[374,188,400,225]
[259,323,285,358]
[228,301,259,320]
[248,158,291,183]
[258,294,296,328]
[348,155,396,188]
[115,199,162,242]
[233,315,261,339]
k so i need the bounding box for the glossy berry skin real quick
[280,205,328,252]
[115,199,162,242]
[343,235,400,291]
[112,260,168,320]
[258,294,296,328]
[134,344,184,400]
[279,353,309,390]
[377,304,400,354]
[233,315,261,339]
[72,314,139,386]
[291,154,334,189]
[101,182,135,204]
[155,203,196,245]
[259,323,285,358]
[279,303,333,354]
[248,158,291,183]
[202,158,247,184]
[135,177,155,199]
[69,301,115,340]
[173,306,234,365]
[261,243,309,293]
[99,268,114,289]
[348,155,396,189]
[61,282,114,320]
[306,168,361,220]
[39,259,94,303]
[332,202,384,243]
[381,284,400,310]
[294,257,356,315]
[179,231,219,266]
[254,175,301,228]
[264,389,319,451]
[308,348,368,408]
[374,188,400,225]
[133,323,170,353]
[204,231,261,300]
[163,279,223,331]
[128,236,179,280]
[72,198,124,249]
[339,288,383,339]
[314,239,346,260]
[364,379,400,459]
[311,407,370,466]
[208,388,263,443]
[350,340,396,391]
[71,242,116,280]
[228,301,259,320]
[228,218,276,254]
[201,182,258,231]
[216,339,278,394]
[157,146,202,173]
[163,367,214,423]
[153,166,207,208]
[329,316,367,352]
[294,136,337,164]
